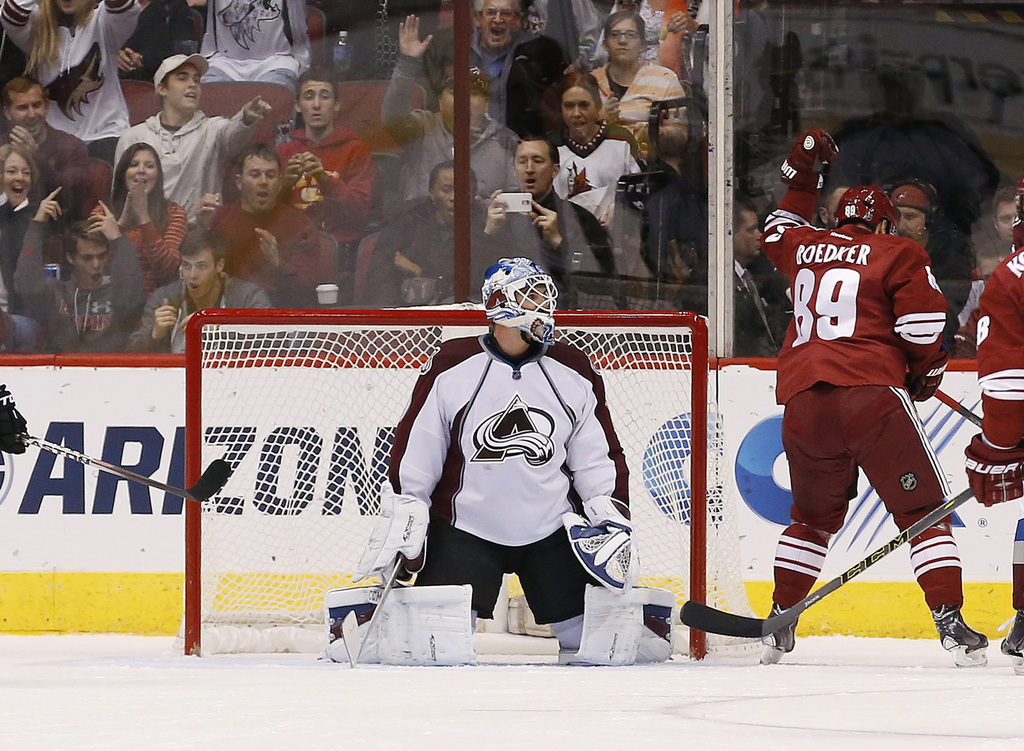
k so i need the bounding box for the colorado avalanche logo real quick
[472,395,555,466]
[219,0,283,51]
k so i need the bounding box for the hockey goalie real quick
[324,258,674,666]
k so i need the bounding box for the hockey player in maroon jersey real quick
[964,170,1024,674]
[758,129,987,667]
[335,258,674,666]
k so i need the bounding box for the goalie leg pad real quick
[378,585,476,666]
[562,585,675,665]
[324,585,384,664]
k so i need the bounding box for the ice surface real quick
[0,633,1021,750]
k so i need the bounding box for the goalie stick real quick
[682,394,982,640]
[24,435,232,503]
[347,557,403,667]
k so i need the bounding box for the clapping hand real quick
[195,192,221,230]
[255,227,279,266]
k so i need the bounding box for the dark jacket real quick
[14,222,146,353]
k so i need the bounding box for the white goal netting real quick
[184,310,753,657]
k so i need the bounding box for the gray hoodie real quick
[115,109,256,219]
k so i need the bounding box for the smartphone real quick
[497,192,533,213]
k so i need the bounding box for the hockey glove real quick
[781,129,838,191]
[356,484,429,580]
[965,434,1024,506]
[904,344,949,402]
[563,496,638,592]
[0,384,27,455]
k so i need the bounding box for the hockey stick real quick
[348,558,403,667]
[24,435,232,503]
[934,389,983,428]
[681,392,983,639]
[681,485,975,639]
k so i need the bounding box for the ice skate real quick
[999,610,1024,675]
[760,604,796,665]
[932,605,988,668]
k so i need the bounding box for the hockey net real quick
[183,308,754,657]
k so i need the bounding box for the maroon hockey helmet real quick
[1017,171,1024,217]
[834,185,900,234]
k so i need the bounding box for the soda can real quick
[44,263,60,280]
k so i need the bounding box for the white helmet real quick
[481,258,558,345]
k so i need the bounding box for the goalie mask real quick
[482,258,558,345]
[834,185,900,235]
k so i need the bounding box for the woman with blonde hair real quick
[0,0,148,162]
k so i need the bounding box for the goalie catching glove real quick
[563,495,639,592]
[781,129,838,191]
[0,384,27,455]
[355,484,429,580]
[965,434,1024,506]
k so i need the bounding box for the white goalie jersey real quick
[389,334,629,547]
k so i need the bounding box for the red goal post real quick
[184,308,752,658]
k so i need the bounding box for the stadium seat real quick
[84,157,112,215]
[307,6,327,67]
[121,79,160,127]
[368,150,403,230]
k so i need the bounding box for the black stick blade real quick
[680,600,766,639]
[188,460,233,502]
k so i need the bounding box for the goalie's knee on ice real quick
[325,584,476,666]
[560,585,675,665]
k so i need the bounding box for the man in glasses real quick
[470,0,569,137]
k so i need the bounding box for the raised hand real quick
[532,201,562,247]
[152,298,178,340]
[398,14,433,59]
[32,187,62,223]
[483,189,508,235]
[781,129,838,191]
[242,96,273,125]
[90,201,122,241]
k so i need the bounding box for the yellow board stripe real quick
[0,574,1013,640]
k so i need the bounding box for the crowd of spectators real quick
[0,0,1015,358]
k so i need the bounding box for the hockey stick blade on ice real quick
[681,486,975,639]
[24,435,232,503]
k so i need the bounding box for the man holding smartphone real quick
[482,137,616,309]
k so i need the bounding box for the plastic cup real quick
[316,283,339,306]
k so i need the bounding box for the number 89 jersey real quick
[761,211,948,406]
